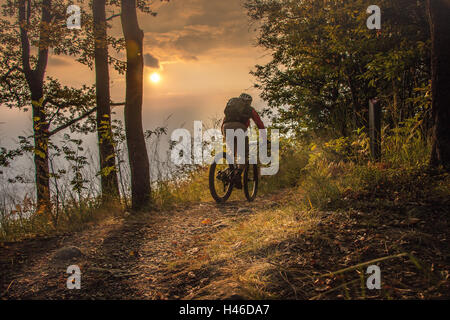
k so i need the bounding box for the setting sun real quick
[150,72,161,83]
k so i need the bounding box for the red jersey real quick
[222,107,265,130]
[246,108,265,130]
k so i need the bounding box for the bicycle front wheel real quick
[243,164,259,202]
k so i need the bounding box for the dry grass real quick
[0,198,124,242]
[207,205,318,263]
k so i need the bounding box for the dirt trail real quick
[0,195,278,299]
[2,189,449,300]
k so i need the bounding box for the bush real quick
[259,137,309,193]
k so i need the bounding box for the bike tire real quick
[243,164,259,202]
[209,152,234,203]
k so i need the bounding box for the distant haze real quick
[0,0,269,203]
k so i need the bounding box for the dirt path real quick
[0,195,278,300]
[2,188,449,300]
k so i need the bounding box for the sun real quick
[150,72,161,83]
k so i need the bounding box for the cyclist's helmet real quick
[239,93,252,104]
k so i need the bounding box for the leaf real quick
[35,149,46,159]
[201,218,212,224]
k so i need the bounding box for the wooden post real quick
[369,98,381,161]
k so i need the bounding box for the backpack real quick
[224,97,253,124]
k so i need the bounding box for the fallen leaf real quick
[201,218,212,224]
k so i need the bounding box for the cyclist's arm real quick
[250,108,267,142]
[251,108,265,130]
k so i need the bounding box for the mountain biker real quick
[221,93,265,189]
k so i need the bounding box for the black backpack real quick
[224,97,253,124]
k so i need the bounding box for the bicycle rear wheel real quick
[209,152,234,203]
[243,164,258,202]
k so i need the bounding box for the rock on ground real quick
[52,246,83,261]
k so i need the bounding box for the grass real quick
[1,116,449,300]
[207,203,319,262]
[203,204,321,299]
[157,117,449,299]
[183,162,448,299]
[0,197,124,242]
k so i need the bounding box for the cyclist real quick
[221,93,265,189]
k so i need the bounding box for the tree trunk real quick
[32,90,50,211]
[93,0,120,200]
[19,0,51,210]
[121,0,151,211]
[428,0,450,170]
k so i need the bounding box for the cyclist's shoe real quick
[217,168,231,182]
[233,174,243,189]
[217,170,226,182]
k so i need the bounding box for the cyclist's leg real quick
[236,133,248,172]
[223,122,247,189]
[223,122,247,167]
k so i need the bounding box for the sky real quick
[0,0,270,200]
[1,0,268,136]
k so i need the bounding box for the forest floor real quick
[0,187,449,300]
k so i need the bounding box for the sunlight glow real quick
[150,72,161,83]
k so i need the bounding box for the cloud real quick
[181,55,198,61]
[144,53,160,69]
[48,56,71,67]
[141,0,255,62]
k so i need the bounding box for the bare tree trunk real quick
[19,0,51,210]
[93,0,120,200]
[121,0,151,211]
[428,0,450,170]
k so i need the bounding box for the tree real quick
[427,0,450,169]
[0,0,98,210]
[19,0,52,210]
[121,0,151,211]
[93,0,120,200]
[245,0,430,139]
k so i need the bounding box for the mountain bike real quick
[209,151,259,203]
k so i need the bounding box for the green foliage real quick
[321,128,370,163]
[259,136,309,192]
[245,0,430,138]
[258,115,433,210]
[383,115,430,168]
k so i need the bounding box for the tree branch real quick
[18,0,32,74]
[44,98,83,120]
[49,107,97,136]
[35,0,51,80]
[110,101,125,106]
[0,66,24,82]
[106,13,121,21]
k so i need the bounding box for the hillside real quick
[1,169,449,299]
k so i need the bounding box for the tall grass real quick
[257,116,435,210]
[0,115,438,241]
[150,115,434,211]
[383,115,430,168]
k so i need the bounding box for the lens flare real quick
[150,72,161,83]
